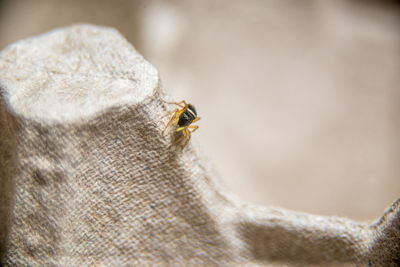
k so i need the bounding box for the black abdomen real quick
[178,111,196,127]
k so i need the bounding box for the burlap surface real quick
[0,24,399,266]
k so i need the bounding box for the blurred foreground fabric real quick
[0,24,399,266]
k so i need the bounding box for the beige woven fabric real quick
[0,24,399,266]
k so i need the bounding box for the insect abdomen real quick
[178,111,195,127]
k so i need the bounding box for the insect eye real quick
[188,104,197,116]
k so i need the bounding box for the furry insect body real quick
[164,101,200,147]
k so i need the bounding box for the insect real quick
[163,100,200,147]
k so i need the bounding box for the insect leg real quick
[182,128,191,148]
[163,108,179,134]
[188,125,199,133]
[175,127,187,144]
[166,100,187,108]
[191,117,201,123]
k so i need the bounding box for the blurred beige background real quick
[1,0,399,221]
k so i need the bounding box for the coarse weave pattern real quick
[0,25,399,266]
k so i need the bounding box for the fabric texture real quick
[0,24,399,266]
